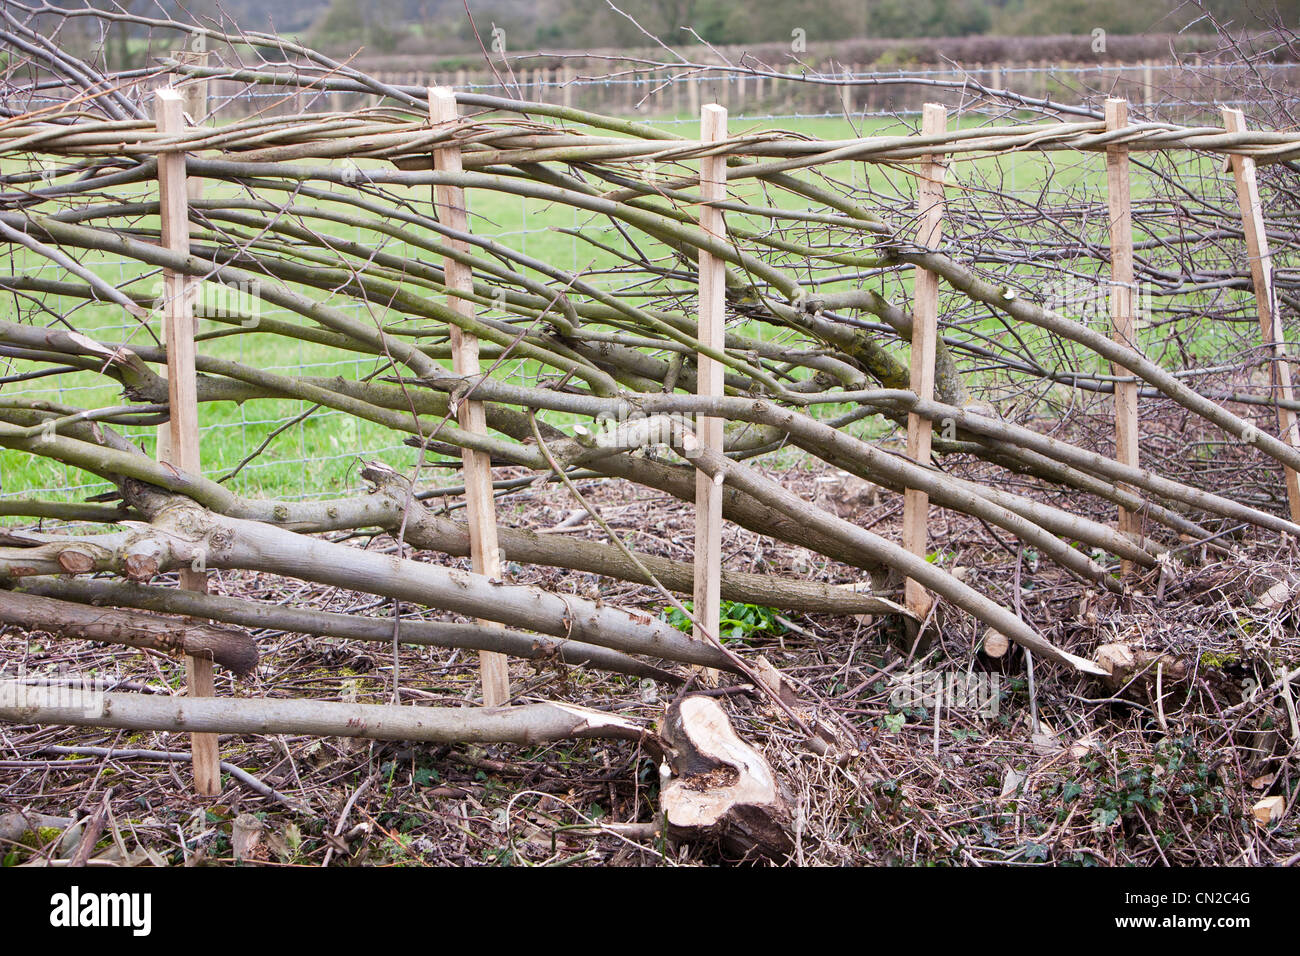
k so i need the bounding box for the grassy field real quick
[0,110,1236,513]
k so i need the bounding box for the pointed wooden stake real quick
[903,103,948,620]
[155,87,219,796]
[429,87,511,707]
[694,104,727,667]
[1105,98,1142,574]
[1223,107,1300,525]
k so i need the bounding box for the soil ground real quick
[3,425,1299,866]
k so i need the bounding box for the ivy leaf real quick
[1023,842,1049,860]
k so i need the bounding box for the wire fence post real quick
[1105,98,1142,573]
[1222,107,1300,525]
[429,86,511,707]
[155,86,221,796]
[694,103,727,674]
[903,103,948,622]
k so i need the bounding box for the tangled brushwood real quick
[0,4,1298,864]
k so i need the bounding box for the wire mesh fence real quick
[177,60,1300,122]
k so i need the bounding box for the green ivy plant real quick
[662,600,786,644]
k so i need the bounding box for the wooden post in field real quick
[155,87,220,796]
[429,87,511,707]
[902,103,948,621]
[694,104,727,665]
[1105,98,1141,572]
[1223,107,1300,524]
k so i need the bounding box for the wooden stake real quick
[168,48,209,200]
[158,52,208,464]
[429,87,511,707]
[903,103,948,619]
[1223,107,1300,524]
[1105,98,1142,572]
[155,87,219,796]
[694,104,727,664]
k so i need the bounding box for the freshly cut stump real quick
[660,695,793,860]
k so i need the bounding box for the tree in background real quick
[991,0,1182,35]
[312,0,407,53]
[188,0,1300,54]
[525,0,1296,49]
[870,0,992,39]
